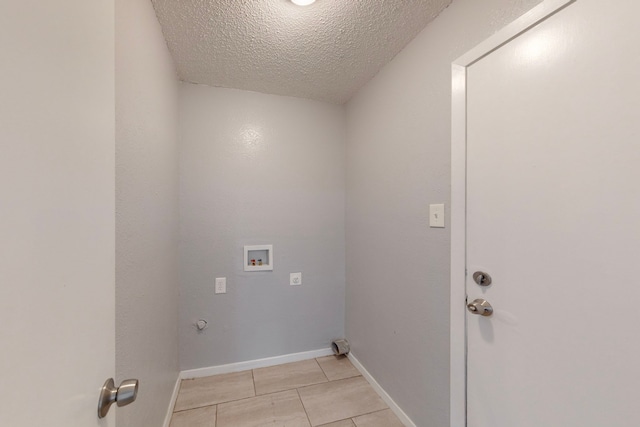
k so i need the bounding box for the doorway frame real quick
[449,1,577,425]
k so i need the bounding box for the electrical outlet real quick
[290,272,302,286]
[215,277,226,294]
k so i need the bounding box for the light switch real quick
[215,277,226,294]
[290,272,302,286]
[429,204,445,228]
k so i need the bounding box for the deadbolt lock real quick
[473,271,492,286]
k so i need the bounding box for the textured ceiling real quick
[151,0,452,104]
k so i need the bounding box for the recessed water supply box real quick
[243,245,273,272]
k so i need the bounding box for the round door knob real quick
[467,298,493,317]
[116,379,139,407]
[98,378,139,418]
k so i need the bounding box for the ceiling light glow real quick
[291,0,316,6]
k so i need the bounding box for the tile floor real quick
[169,355,405,427]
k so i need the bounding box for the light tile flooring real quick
[170,355,405,427]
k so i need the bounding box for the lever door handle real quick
[98,378,139,418]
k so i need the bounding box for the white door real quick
[466,0,640,426]
[0,0,116,426]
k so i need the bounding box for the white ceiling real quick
[151,0,452,104]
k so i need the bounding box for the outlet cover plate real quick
[290,272,302,286]
[429,204,445,228]
[215,277,226,294]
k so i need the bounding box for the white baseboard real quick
[180,348,334,380]
[162,374,182,427]
[348,352,417,427]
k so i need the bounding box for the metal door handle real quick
[467,298,493,317]
[98,378,139,418]
[473,271,492,286]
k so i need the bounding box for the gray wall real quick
[179,84,346,370]
[115,0,180,425]
[345,0,540,425]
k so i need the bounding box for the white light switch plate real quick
[215,277,226,294]
[290,272,302,286]
[429,204,445,228]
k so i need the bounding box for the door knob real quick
[467,298,493,317]
[98,378,139,418]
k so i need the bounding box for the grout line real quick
[297,375,359,392]
[314,357,330,382]
[351,408,394,422]
[192,387,314,410]
[176,360,379,425]
[315,408,391,427]
[251,369,257,396]
[296,388,314,427]
[172,403,216,414]
[176,369,261,413]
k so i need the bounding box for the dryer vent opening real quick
[331,339,350,356]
